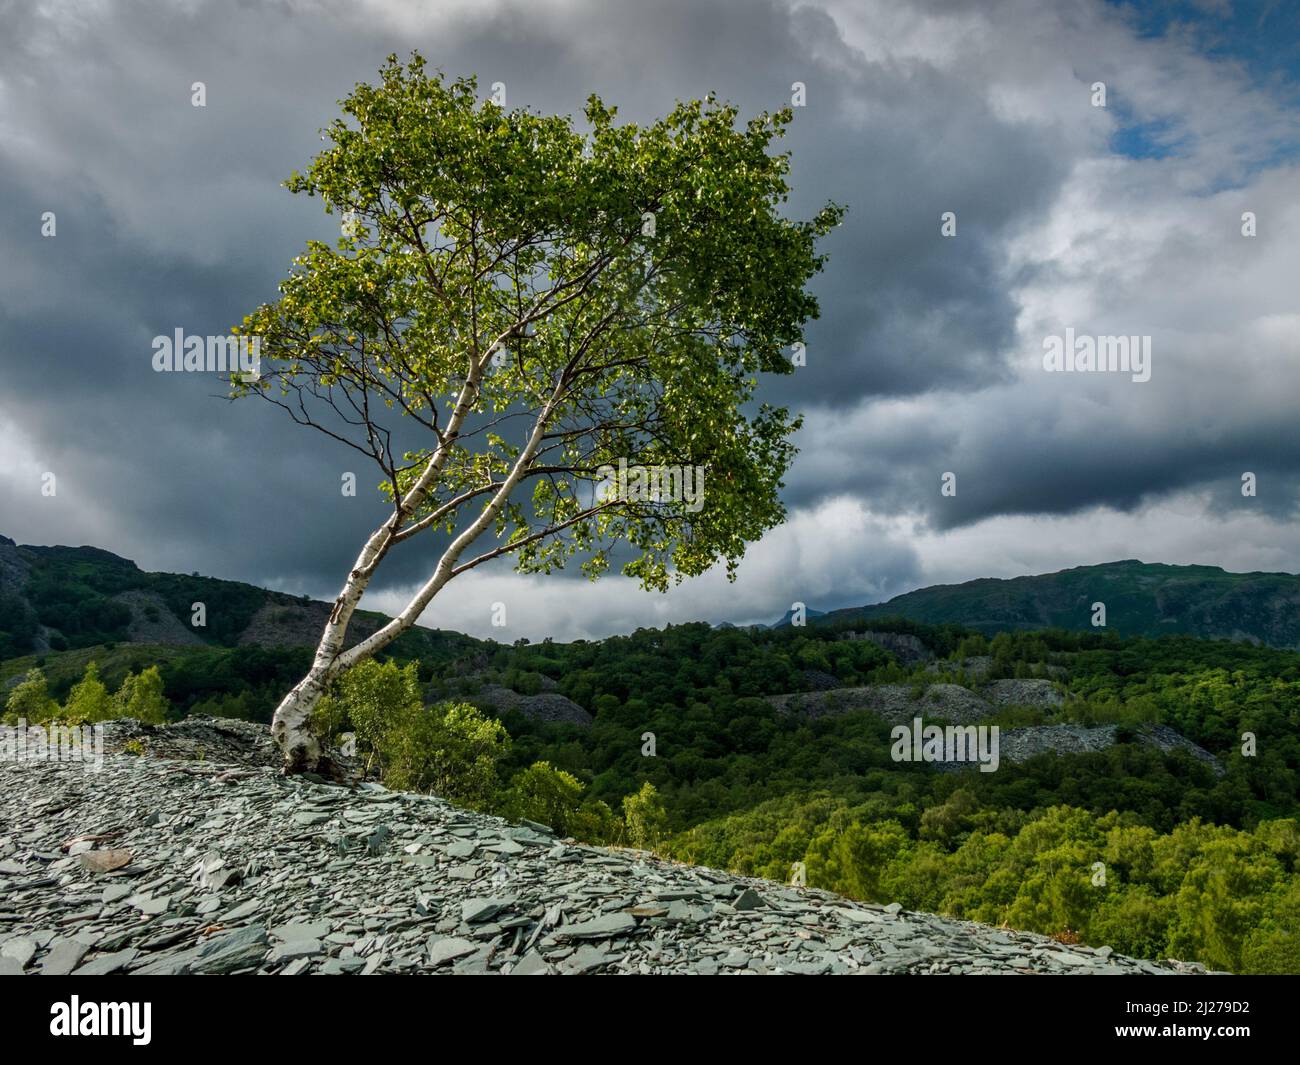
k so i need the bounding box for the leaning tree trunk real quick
[269,373,554,774]
[270,670,331,774]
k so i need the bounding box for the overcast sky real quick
[2,0,1299,640]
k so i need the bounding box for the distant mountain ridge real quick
[0,534,475,663]
[771,604,827,628]
[7,536,1300,659]
[794,560,1300,650]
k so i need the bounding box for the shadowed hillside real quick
[802,560,1300,649]
[0,534,480,663]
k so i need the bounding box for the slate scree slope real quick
[0,718,1217,976]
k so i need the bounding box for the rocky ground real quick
[0,719,1218,977]
[470,684,593,727]
[996,723,1224,773]
[95,716,283,766]
[767,676,1221,772]
[769,682,998,724]
[768,678,1070,723]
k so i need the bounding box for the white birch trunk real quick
[270,363,489,772]
[270,387,559,772]
[270,670,330,773]
[270,345,552,773]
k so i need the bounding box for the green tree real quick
[799,815,914,900]
[501,761,585,835]
[1166,834,1283,972]
[1241,879,1300,974]
[113,666,170,724]
[918,787,980,847]
[234,52,843,771]
[570,798,621,846]
[398,701,510,808]
[623,782,669,850]
[4,668,59,724]
[333,658,424,767]
[326,658,510,806]
[62,662,114,724]
[1091,888,1172,960]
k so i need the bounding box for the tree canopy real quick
[239,53,841,598]
[233,53,842,770]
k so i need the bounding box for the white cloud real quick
[362,496,920,639]
[905,491,1300,588]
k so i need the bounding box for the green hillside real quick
[0,534,481,664]
[815,560,1300,648]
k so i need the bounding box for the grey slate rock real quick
[461,897,511,924]
[190,925,270,975]
[1,936,36,969]
[557,912,637,940]
[509,951,553,975]
[269,939,324,964]
[427,936,478,967]
[40,937,91,976]
[219,899,262,923]
[272,919,332,942]
[562,944,610,974]
[73,948,138,975]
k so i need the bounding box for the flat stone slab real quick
[41,937,91,976]
[427,937,478,967]
[557,912,637,940]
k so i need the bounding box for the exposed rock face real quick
[984,678,1066,709]
[840,631,933,665]
[236,598,389,649]
[0,724,1214,976]
[0,540,46,655]
[767,681,1220,777]
[112,590,206,647]
[473,684,593,728]
[995,723,1223,775]
[770,683,994,725]
[0,535,29,595]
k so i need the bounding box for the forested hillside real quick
[0,535,478,663]
[809,559,1300,648]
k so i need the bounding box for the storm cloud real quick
[2,0,1298,639]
